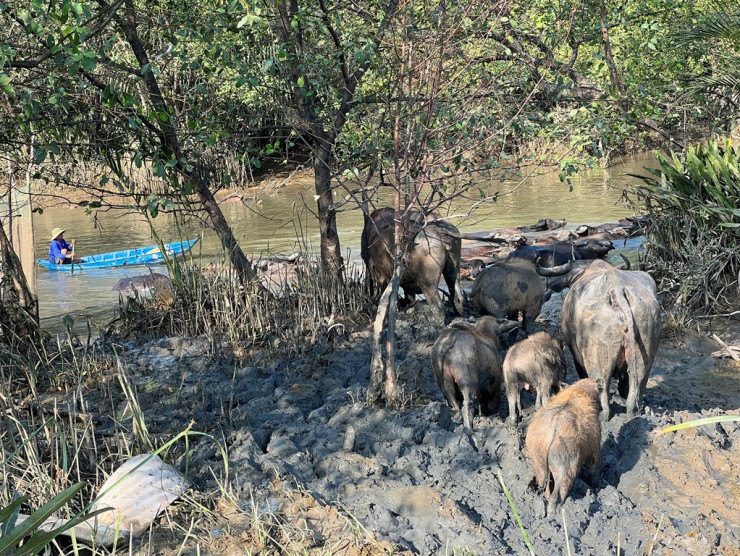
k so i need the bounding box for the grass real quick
[659,414,740,434]
[109,250,373,359]
[497,471,535,556]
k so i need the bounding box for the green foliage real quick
[0,483,90,556]
[677,6,740,108]
[633,137,740,310]
[0,420,102,556]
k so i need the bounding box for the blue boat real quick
[37,238,199,271]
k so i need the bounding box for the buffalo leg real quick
[625,364,646,417]
[442,375,462,411]
[442,255,463,315]
[461,390,475,430]
[419,281,444,315]
[506,385,519,425]
[572,356,588,380]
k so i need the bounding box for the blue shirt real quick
[49,239,73,264]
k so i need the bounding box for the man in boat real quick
[49,228,83,264]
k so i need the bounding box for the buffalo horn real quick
[617,253,631,270]
[535,256,574,277]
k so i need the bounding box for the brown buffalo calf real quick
[503,331,566,425]
[525,379,602,516]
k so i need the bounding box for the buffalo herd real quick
[361,207,662,514]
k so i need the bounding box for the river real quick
[32,153,656,332]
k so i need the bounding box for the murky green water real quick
[32,153,656,331]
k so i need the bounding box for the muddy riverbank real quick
[72,290,740,555]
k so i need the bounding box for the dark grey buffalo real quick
[470,259,549,330]
[508,238,614,268]
[541,254,629,295]
[432,316,519,429]
[559,259,661,420]
[361,207,463,315]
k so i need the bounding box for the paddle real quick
[70,239,77,274]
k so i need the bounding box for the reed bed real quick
[110,253,374,357]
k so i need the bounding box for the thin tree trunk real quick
[191,165,257,287]
[314,143,343,277]
[599,0,629,109]
[368,280,392,406]
[384,248,401,402]
[120,0,258,287]
[367,269,401,407]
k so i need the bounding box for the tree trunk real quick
[367,269,402,407]
[191,165,258,286]
[367,280,391,406]
[0,218,38,345]
[120,0,259,288]
[314,143,343,277]
[599,0,629,109]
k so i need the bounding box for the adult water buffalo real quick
[470,259,549,330]
[557,259,661,420]
[507,238,614,268]
[361,207,464,315]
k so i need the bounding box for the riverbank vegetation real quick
[635,138,740,314]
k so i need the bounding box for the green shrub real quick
[633,137,740,311]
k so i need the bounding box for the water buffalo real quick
[470,259,551,330]
[558,259,661,420]
[112,272,173,296]
[508,238,613,268]
[432,316,519,429]
[503,331,567,424]
[526,378,602,516]
[361,207,464,315]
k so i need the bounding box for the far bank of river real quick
[32,153,656,331]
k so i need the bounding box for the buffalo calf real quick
[525,378,602,516]
[431,316,519,429]
[503,331,566,425]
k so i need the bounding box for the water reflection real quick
[33,153,655,331]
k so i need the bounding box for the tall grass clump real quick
[632,137,740,313]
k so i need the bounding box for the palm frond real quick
[688,68,740,102]
[677,9,740,46]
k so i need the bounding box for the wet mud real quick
[105,296,740,555]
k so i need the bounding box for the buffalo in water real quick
[544,259,661,420]
[112,272,173,296]
[507,238,614,268]
[361,207,464,315]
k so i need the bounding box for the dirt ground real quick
[81,286,740,555]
